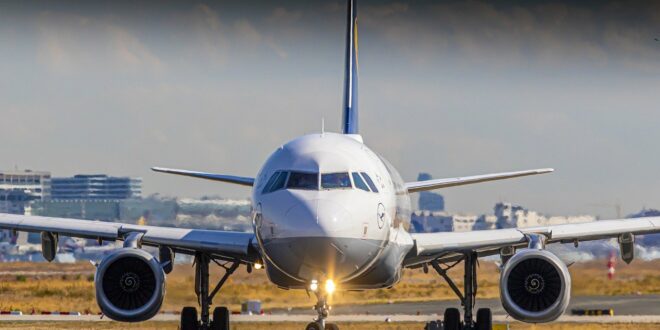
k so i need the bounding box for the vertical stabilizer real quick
[342,0,359,134]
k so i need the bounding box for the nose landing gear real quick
[305,284,339,330]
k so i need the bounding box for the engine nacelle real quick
[500,249,570,323]
[95,248,165,322]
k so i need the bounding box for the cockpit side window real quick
[321,172,352,189]
[287,172,319,190]
[360,172,379,192]
[352,172,370,192]
[262,171,288,194]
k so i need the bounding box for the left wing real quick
[0,213,258,262]
[405,217,660,267]
[405,168,553,193]
[152,167,254,186]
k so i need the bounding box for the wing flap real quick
[405,168,554,193]
[152,167,254,186]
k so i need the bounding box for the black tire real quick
[425,320,442,330]
[476,308,492,330]
[443,308,461,330]
[305,322,322,330]
[180,306,198,330]
[211,306,230,330]
[325,323,339,330]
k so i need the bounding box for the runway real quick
[0,295,657,323]
[0,314,658,324]
[272,294,660,316]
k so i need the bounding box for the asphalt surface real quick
[272,295,660,316]
[0,295,657,323]
[0,314,659,324]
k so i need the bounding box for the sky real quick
[1,0,659,218]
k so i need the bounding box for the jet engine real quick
[500,249,570,323]
[95,248,165,322]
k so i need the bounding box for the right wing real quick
[151,167,254,186]
[405,217,660,267]
[0,213,259,262]
[405,168,554,193]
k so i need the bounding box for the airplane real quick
[1,1,659,330]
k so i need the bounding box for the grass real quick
[0,259,657,313]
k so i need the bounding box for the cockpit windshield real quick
[263,170,372,192]
[321,172,351,189]
[286,172,318,190]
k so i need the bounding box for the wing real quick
[405,217,660,267]
[0,213,258,262]
[405,168,553,193]
[151,167,254,186]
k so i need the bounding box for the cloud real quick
[35,12,162,74]
[362,0,660,71]
[268,7,302,25]
[172,4,229,67]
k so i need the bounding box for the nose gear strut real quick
[306,286,339,330]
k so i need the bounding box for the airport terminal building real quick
[50,174,142,200]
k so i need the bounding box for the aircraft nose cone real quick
[284,199,353,236]
[258,198,381,281]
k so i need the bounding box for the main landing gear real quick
[181,253,239,330]
[305,283,339,330]
[425,252,492,330]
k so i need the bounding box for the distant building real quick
[412,211,453,232]
[51,174,142,200]
[495,202,594,229]
[473,214,498,231]
[0,189,39,214]
[0,170,51,201]
[417,173,444,211]
[411,211,483,232]
[0,170,51,215]
[413,202,595,233]
[31,200,121,221]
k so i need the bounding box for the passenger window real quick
[352,172,370,191]
[321,173,351,189]
[360,172,379,192]
[287,172,318,190]
[262,171,288,194]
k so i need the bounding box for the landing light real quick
[325,279,336,294]
[310,280,319,292]
[254,262,263,270]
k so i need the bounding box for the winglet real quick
[151,167,254,187]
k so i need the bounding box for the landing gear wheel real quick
[476,308,492,330]
[305,322,322,330]
[443,308,461,330]
[325,323,339,330]
[181,306,198,330]
[211,306,230,330]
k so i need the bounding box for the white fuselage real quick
[252,133,413,290]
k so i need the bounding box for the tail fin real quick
[342,0,359,134]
